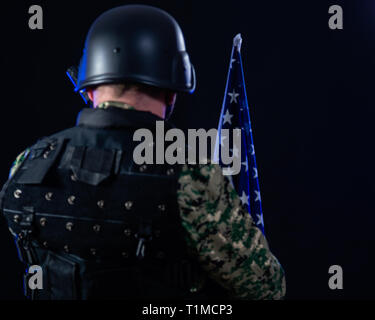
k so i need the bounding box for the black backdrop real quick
[0,0,374,300]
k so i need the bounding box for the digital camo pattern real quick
[177,163,286,300]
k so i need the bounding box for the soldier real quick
[0,5,285,299]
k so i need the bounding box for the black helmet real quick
[77,5,195,93]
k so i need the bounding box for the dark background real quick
[0,0,374,300]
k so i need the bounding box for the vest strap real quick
[15,137,66,185]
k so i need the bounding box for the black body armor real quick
[0,107,227,300]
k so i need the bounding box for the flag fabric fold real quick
[214,34,265,234]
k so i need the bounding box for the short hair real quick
[94,82,168,99]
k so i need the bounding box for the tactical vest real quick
[0,107,229,300]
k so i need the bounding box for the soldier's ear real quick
[87,89,94,102]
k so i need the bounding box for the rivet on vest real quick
[13,215,20,223]
[66,222,74,231]
[124,229,132,237]
[158,204,166,212]
[43,241,48,248]
[124,201,133,210]
[90,248,97,256]
[93,224,101,233]
[13,189,22,199]
[45,192,53,201]
[190,287,198,293]
[166,168,174,176]
[64,245,69,253]
[67,196,76,205]
[121,251,129,258]
[40,217,47,227]
[139,165,147,172]
[71,174,78,182]
[43,151,50,159]
[97,200,105,209]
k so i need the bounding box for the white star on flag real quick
[256,214,264,226]
[253,167,258,179]
[241,160,248,172]
[239,191,249,206]
[254,190,261,202]
[250,144,255,156]
[228,89,239,104]
[216,34,265,235]
[223,109,233,125]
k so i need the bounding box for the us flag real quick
[214,34,265,234]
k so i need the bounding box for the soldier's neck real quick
[93,95,166,119]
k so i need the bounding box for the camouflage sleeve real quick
[9,149,30,178]
[177,163,286,300]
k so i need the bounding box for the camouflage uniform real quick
[178,163,285,299]
[7,102,286,300]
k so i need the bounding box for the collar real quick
[96,101,135,110]
[76,102,173,130]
